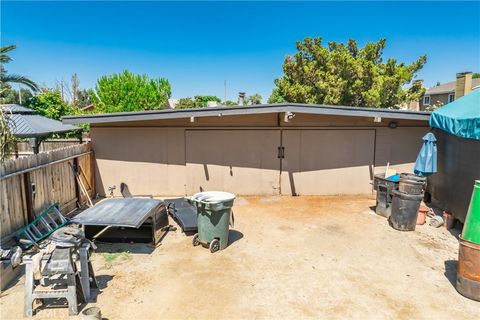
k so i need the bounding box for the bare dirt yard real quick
[1,195,479,319]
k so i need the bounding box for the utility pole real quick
[18,85,22,104]
[224,80,227,103]
[60,80,65,101]
[71,73,79,106]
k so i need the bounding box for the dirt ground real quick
[1,195,479,319]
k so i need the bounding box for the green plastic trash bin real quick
[188,191,235,253]
[463,180,480,244]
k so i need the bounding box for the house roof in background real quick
[426,78,480,95]
[62,103,430,125]
[0,104,36,114]
[1,104,81,138]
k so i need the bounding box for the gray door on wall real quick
[186,129,375,196]
[280,129,375,195]
[186,130,281,195]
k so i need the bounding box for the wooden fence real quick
[12,139,84,158]
[0,143,95,239]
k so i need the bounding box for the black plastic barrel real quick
[389,190,423,231]
[400,174,426,192]
[373,174,399,218]
[399,178,424,194]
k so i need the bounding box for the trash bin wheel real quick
[192,233,200,246]
[209,239,220,253]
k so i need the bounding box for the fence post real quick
[72,157,81,207]
[23,172,35,223]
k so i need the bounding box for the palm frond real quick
[1,73,39,91]
[0,45,16,64]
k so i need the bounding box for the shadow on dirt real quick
[444,259,457,289]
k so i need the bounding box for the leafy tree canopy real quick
[222,100,237,106]
[0,84,34,104]
[267,88,287,104]
[1,108,16,163]
[25,89,72,120]
[473,72,480,79]
[75,89,94,109]
[274,37,427,108]
[91,70,171,113]
[246,94,262,105]
[175,95,221,109]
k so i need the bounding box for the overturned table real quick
[72,198,170,245]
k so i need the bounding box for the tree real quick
[175,97,195,109]
[0,108,16,162]
[0,84,34,104]
[247,94,262,105]
[267,88,286,104]
[274,37,427,108]
[0,45,39,92]
[25,89,72,120]
[76,89,93,109]
[473,73,480,79]
[175,95,221,109]
[91,70,171,113]
[222,100,237,106]
[71,73,80,106]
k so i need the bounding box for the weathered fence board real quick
[13,139,83,157]
[0,143,94,238]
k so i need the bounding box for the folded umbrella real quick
[413,132,437,177]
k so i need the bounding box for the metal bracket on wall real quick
[277,146,285,159]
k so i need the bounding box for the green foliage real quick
[473,73,480,79]
[175,95,221,109]
[267,88,287,104]
[76,89,94,108]
[274,37,427,108]
[175,97,195,109]
[0,45,39,91]
[247,94,262,105]
[0,109,16,163]
[91,70,171,113]
[0,83,34,104]
[195,95,221,107]
[25,89,73,120]
[222,100,238,106]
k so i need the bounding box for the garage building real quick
[63,104,430,197]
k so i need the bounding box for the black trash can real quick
[374,173,400,218]
[399,174,426,195]
[389,190,423,231]
[399,178,424,195]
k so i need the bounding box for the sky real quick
[1,1,479,102]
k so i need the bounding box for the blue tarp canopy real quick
[429,90,480,140]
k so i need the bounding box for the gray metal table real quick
[72,198,169,245]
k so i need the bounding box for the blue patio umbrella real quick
[413,132,437,177]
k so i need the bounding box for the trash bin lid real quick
[192,191,236,203]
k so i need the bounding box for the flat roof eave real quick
[62,103,430,125]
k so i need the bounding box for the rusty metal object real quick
[457,237,480,301]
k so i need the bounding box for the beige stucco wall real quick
[90,113,428,196]
[91,127,187,197]
[280,129,375,195]
[374,127,429,174]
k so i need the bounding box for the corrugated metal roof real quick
[1,104,81,138]
[63,103,430,124]
[0,104,36,114]
[8,114,81,138]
